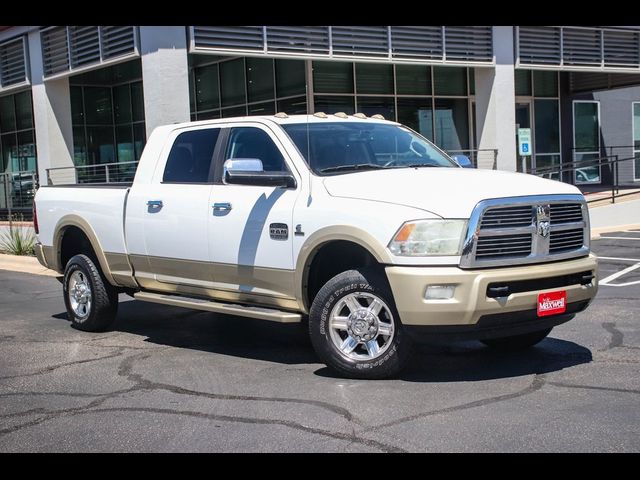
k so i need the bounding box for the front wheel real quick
[63,254,119,332]
[309,268,412,379]
[481,328,552,351]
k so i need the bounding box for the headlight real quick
[388,219,468,256]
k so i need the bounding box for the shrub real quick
[0,228,36,256]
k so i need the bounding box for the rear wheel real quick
[481,328,552,351]
[63,254,118,332]
[309,268,412,379]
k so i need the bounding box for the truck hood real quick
[322,167,581,218]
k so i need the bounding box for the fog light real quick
[425,285,456,300]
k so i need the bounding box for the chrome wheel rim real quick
[329,292,395,361]
[68,270,92,319]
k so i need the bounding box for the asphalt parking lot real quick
[1,231,639,452]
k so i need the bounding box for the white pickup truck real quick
[34,113,598,379]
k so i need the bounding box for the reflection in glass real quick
[0,96,16,132]
[276,59,306,97]
[534,71,558,97]
[195,63,220,111]
[433,67,467,96]
[15,91,33,130]
[534,99,559,154]
[396,65,431,95]
[356,97,395,120]
[515,70,532,96]
[397,98,433,141]
[277,96,307,115]
[434,99,469,150]
[355,63,393,95]
[246,58,274,103]
[574,102,599,152]
[313,61,354,94]
[220,59,246,107]
[314,96,355,115]
[84,87,113,125]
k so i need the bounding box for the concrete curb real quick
[590,223,640,240]
[0,253,60,277]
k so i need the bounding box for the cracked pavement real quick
[1,232,639,452]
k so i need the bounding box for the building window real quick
[69,59,146,183]
[0,90,36,174]
[573,100,601,184]
[189,56,307,120]
[634,103,640,181]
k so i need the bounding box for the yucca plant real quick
[0,227,36,256]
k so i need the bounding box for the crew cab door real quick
[207,124,300,304]
[127,126,222,289]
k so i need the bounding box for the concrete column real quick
[28,30,74,184]
[139,26,191,138]
[474,26,517,171]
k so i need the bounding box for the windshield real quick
[281,122,457,175]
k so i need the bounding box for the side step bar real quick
[133,291,302,323]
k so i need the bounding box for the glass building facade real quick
[0,90,36,174]
[70,59,146,169]
[189,57,476,153]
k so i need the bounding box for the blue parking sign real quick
[522,143,529,153]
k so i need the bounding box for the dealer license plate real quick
[537,290,567,317]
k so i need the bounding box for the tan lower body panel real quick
[129,254,300,311]
[104,252,137,288]
[386,254,598,326]
[134,291,301,323]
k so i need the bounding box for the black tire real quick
[309,268,413,379]
[481,328,552,351]
[63,254,118,332]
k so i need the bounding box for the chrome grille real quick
[459,195,589,268]
[550,228,584,253]
[550,204,583,224]
[476,234,532,259]
[480,206,533,229]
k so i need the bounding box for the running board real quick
[133,292,302,323]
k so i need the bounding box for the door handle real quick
[212,202,232,212]
[147,200,163,209]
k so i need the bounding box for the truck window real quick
[163,128,220,183]
[224,127,287,173]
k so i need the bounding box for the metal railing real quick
[446,149,499,169]
[46,161,139,186]
[530,154,639,204]
[0,170,39,220]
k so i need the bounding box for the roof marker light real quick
[371,114,385,120]
[313,112,328,118]
[353,113,367,119]
[334,111,348,118]
[274,112,289,118]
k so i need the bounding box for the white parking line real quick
[599,236,640,241]
[598,256,640,262]
[599,262,640,287]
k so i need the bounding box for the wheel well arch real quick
[59,226,97,269]
[53,217,117,287]
[302,240,382,311]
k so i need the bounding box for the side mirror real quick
[451,154,474,168]
[223,158,297,188]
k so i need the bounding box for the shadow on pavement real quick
[53,298,592,382]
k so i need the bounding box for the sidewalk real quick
[0,253,59,277]
[588,198,640,234]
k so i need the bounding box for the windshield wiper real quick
[319,163,387,174]
[401,163,440,168]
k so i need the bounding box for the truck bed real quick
[35,185,131,262]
